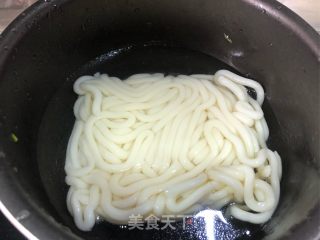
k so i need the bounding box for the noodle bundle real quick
[65,70,282,231]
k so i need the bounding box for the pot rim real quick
[0,0,318,239]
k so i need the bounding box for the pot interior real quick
[0,0,319,239]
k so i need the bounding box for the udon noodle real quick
[65,70,282,231]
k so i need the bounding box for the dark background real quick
[0,212,25,239]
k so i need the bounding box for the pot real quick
[0,0,319,239]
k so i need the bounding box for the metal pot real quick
[0,0,319,239]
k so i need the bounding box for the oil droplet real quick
[96,215,104,223]
[224,33,232,44]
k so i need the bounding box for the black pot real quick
[0,0,319,239]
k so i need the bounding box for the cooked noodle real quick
[65,70,282,231]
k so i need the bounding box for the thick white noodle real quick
[65,70,282,231]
